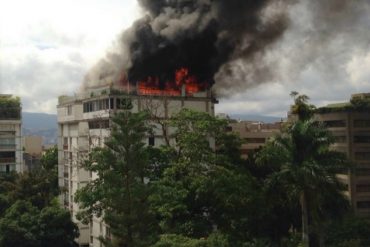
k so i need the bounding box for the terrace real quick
[0,95,21,120]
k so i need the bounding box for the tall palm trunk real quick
[300,192,309,247]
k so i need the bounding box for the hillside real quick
[22,112,57,144]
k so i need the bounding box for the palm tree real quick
[257,96,349,247]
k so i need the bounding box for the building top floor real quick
[57,85,216,123]
[58,84,215,106]
[229,121,283,133]
[317,92,370,114]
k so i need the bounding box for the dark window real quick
[5,165,9,173]
[356,168,370,176]
[324,120,346,128]
[88,120,110,129]
[357,201,370,209]
[356,184,370,192]
[110,98,114,109]
[117,98,132,109]
[355,152,370,161]
[225,126,232,132]
[67,105,72,115]
[149,137,155,146]
[354,136,370,143]
[0,152,15,163]
[354,120,370,128]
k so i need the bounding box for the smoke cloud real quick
[83,0,370,97]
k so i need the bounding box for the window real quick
[110,98,114,109]
[149,136,155,146]
[117,98,132,109]
[106,227,111,239]
[355,152,370,161]
[323,120,346,128]
[354,120,370,128]
[88,120,110,129]
[67,105,72,115]
[356,168,370,176]
[0,138,16,149]
[354,136,370,143]
[356,184,370,192]
[357,201,370,209]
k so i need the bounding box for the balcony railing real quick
[0,144,16,150]
[0,157,15,163]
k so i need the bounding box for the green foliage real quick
[290,92,316,121]
[257,94,350,246]
[317,95,370,113]
[75,110,158,246]
[0,96,21,119]
[153,234,207,247]
[323,215,370,247]
[0,200,78,247]
[0,154,78,247]
[0,95,20,108]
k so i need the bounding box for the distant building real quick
[57,85,216,247]
[23,135,43,157]
[228,121,282,157]
[316,93,370,217]
[0,95,23,173]
[22,135,43,172]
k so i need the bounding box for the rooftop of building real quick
[229,121,283,133]
[0,95,21,120]
[58,84,214,106]
[317,93,370,113]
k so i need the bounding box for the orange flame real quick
[138,68,207,96]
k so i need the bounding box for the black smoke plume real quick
[83,0,370,96]
[83,0,290,90]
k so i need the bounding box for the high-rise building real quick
[0,95,23,174]
[57,85,216,246]
[316,93,370,217]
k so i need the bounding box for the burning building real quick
[57,80,216,246]
[57,0,369,245]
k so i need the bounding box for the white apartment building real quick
[0,95,23,174]
[57,85,216,247]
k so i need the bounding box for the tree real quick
[150,109,263,245]
[323,215,370,247]
[0,148,78,247]
[75,110,158,247]
[257,94,349,247]
[0,200,78,247]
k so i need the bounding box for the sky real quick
[1,0,369,117]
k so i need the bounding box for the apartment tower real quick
[0,95,23,174]
[57,85,216,246]
[316,93,370,217]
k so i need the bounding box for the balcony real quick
[0,144,16,150]
[0,157,15,163]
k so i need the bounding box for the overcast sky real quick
[1,0,369,117]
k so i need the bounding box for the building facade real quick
[57,85,216,246]
[228,121,282,158]
[0,95,23,174]
[316,93,370,217]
